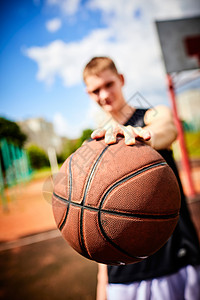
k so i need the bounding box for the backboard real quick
[155,16,200,73]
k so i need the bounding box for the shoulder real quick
[144,105,173,125]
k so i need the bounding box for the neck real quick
[110,103,135,125]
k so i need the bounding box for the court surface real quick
[0,163,199,300]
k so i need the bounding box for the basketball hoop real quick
[155,16,200,198]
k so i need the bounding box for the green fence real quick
[0,139,32,208]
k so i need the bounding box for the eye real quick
[92,88,100,95]
[105,81,114,88]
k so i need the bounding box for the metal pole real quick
[167,73,196,197]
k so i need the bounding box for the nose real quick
[99,88,109,104]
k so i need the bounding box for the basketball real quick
[52,138,181,265]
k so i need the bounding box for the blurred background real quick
[0,0,200,299]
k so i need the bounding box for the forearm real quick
[143,105,178,150]
[96,263,108,300]
[144,120,177,150]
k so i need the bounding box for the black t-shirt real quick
[107,108,200,283]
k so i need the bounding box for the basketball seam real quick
[81,145,109,205]
[53,196,179,220]
[58,207,68,230]
[58,154,73,231]
[54,161,179,220]
[97,211,147,261]
[84,210,110,259]
[95,211,144,263]
[80,145,109,259]
[98,212,178,261]
[99,162,167,211]
[98,161,177,261]
[80,206,91,259]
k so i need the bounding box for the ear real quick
[118,74,125,86]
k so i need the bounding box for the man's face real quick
[85,69,125,113]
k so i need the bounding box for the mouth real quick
[100,99,112,107]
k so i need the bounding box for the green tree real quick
[26,144,50,169]
[58,129,93,163]
[75,128,93,149]
[57,139,78,163]
[0,117,27,147]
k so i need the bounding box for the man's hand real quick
[91,124,151,146]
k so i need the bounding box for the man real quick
[83,57,200,300]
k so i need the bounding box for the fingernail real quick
[105,135,115,144]
[125,138,135,145]
[143,132,151,140]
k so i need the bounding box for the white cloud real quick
[25,22,166,104]
[46,18,62,32]
[47,0,81,15]
[87,0,200,20]
[27,0,200,92]
[25,29,113,86]
[26,0,200,137]
[53,110,95,139]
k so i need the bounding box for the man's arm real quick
[96,263,108,300]
[143,105,177,150]
[91,105,177,150]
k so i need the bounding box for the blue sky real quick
[1,0,200,138]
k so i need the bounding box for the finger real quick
[91,128,106,139]
[123,126,136,145]
[134,127,151,141]
[104,127,117,144]
[105,124,126,144]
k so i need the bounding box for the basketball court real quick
[0,176,98,300]
[0,160,199,300]
[0,233,97,300]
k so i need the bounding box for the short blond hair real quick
[83,56,119,83]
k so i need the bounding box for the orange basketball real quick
[52,138,181,265]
